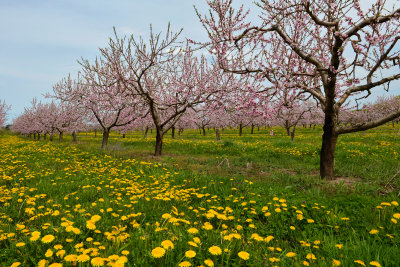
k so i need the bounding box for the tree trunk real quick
[144,127,149,138]
[239,124,243,136]
[72,131,77,143]
[122,133,126,138]
[202,127,206,136]
[222,127,224,134]
[216,128,221,140]
[94,129,97,137]
[37,134,40,140]
[44,133,47,140]
[154,128,163,156]
[50,134,53,141]
[59,132,63,141]
[320,118,338,180]
[171,126,175,139]
[251,124,254,134]
[290,126,296,141]
[257,126,260,131]
[33,133,37,140]
[102,130,109,148]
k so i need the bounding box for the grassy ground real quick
[0,125,399,266]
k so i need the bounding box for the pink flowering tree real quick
[101,26,233,155]
[0,100,11,128]
[198,0,400,179]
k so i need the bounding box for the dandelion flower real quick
[10,263,21,267]
[332,259,341,266]
[187,228,199,234]
[161,240,174,250]
[179,261,191,267]
[151,247,166,258]
[76,254,90,262]
[41,235,55,244]
[185,250,196,258]
[369,261,381,267]
[369,229,379,234]
[286,252,296,257]
[204,259,214,267]
[91,257,105,266]
[354,260,366,266]
[208,246,222,256]
[238,251,250,260]
[16,242,25,247]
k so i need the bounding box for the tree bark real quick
[122,133,126,138]
[320,116,338,180]
[33,133,37,140]
[171,125,175,139]
[50,134,53,141]
[144,127,149,138]
[59,132,63,141]
[44,133,47,140]
[154,128,163,156]
[94,129,97,137]
[37,134,40,140]
[72,131,77,143]
[102,130,109,148]
[251,124,254,134]
[216,128,221,140]
[239,124,243,136]
[202,127,206,136]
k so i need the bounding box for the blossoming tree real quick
[198,0,400,179]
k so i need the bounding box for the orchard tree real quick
[101,26,234,155]
[198,0,400,179]
[0,100,11,128]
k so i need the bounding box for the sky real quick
[0,0,399,124]
[0,0,212,123]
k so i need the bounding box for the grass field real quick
[0,125,399,266]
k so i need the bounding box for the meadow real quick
[0,125,399,267]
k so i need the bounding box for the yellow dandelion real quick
[16,242,25,247]
[64,254,78,262]
[161,240,174,250]
[187,228,199,234]
[354,260,366,266]
[238,251,250,260]
[45,249,53,258]
[91,257,105,266]
[208,246,222,256]
[369,229,379,234]
[369,261,381,267]
[265,235,274,243]
[286,252,296,257]
[151,247,166,258]
[10,263,21,267]
[185,250,196,258]
[41,235,55,244]
[204,259,214,267]
[332,259,341,266]
[179,261,191,267]
[76,254,90,262]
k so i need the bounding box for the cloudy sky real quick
[1,0,399,123]
[0,0,212,122]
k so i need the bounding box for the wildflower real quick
[91,215,101,222]
[121,250,130,255]
[161,240,174,250]
[86,221,96,230]
[335,244,343,249]
[208,246,222,255]
[332,259,341,266]
[193,237,201,244]
[185,250,196,258]
[64,254,78,262]
[204,259,214,267]
[151,247,166,258]
[369,229,379,234]
[30,231,41,241]
[187,228,199,234]
[16,242,25,247]
[38,260,48,267]
[179,261,191,267]
[265,236,274,243]
[306,253,316,260]
[369,261,381,267]
[303,261,310,266]
[354,260,366,266]
[307,219,315,223]
[393,213,400,219]
[269,257,280,262]
[41,235,55,243]
[77,254,90,262]
[290,226,295,230]
[48,264,62,267]
[45,249,53,258]
[11,263,21,267]
[286,252,296,257]
[188,241,198,247]
[91,257,105,266]
[238,251,250,260]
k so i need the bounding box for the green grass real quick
[0,125,399,266]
